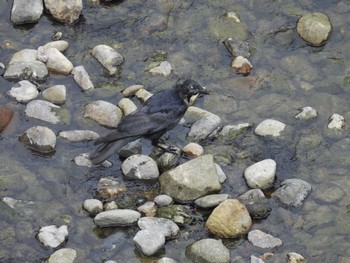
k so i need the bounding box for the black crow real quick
[89,79,208,165]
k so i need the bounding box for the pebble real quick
[328,113,346,130]
[154,194,173,206]
[84,100,123,128]
[182,142,204,157]
[133,229,165,256]
[205,199,252,238]
[9,49,37,64]
[272,178,312,207]
[59,130,99,142]
[159,155,221,202]
[223,37,251,58]
[247,230,282,248]
[44,0,83,24]
[10,0,43,25]
[295,106,318,120]
[135,88,153,102]
[138,217,179,237]
[215,163,227,183]
[48,248,77,263]
[250,255,264,263]
[0,107,14,133]
[91,44,123,75]
[231,56,253,76]
[72,65,94,91]
[187,113,221,141]
[219,123,251,141]
[254,119,286,137]
[4,61,48,81]
[137,201,157,217]
[45,48,73,75]
[19,126,56,154]
[42,85,67,104]
[287,252,306,263]
[37,225,68,248]
[195,194,230,209]
[43,40,69,52]
[104,201,118,211]
[149,61,172,77]
[121,154,159,180]
[122,84,144,97]
[25,100,61,124]
[186,238,230,263]
[8,80,38,103]
[36,46,48,62]
[118,98,137,115]
[244,159,276,189]
[83,199,103,215]
[94,209,141,227]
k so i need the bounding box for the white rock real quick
[244,159,276,189]
[138,217,179,237]
[72,65,94,91]
[149,61,172,77]
[83,199,103,215]
[215,163,227,183]
[43,40,69,52]
[38,225,68,248]
[91,44,123,75]
[59,130,99,142]
[8,80,38,103]
[4,61,48,81]
[254,119,286,137]
[48,248,77,263]
[11,0,43,25]
[248,230,282,248]
[121,154,159,180]
[118,98,137,115]
[19,126,56,153]
[231,55,253,75]
[42,85,66,104]
[157,258,178,263]
[9,49,38,64]
[295,106,318,120]
[133,229,165,256]
[94,209,141,227]
[25,100,60,124]
[45,48,73,75]
[328,114,346,130]
[84,100,123,128]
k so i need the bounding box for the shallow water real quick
[1,0,350,262]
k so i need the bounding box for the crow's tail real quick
[89,137,137,165]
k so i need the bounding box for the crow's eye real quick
[190,85,194,90]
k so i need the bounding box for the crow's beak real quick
[199,86,209,95]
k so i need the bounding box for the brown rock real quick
[0,107,14,132]
[205,199,252,238]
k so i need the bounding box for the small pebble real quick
[83,199,103,215]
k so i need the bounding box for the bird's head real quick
[176,79,208,101]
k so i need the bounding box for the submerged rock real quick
[11,0,43,25]
[19,126,56,154]
[248,230,282,248]
[295,106,318,120]
[91,44,123,75]
[231,56,253,76]
[287,252,307,263]
[254,119,286,137]
[186,238,230,263]
[149,61,172,77]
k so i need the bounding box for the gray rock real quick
[250,255,264,263]
[248,230,282,248]
[43,40,69,52]
[328,114,346,130]
[195,194,230,209]
[121,155,159,180]
[73,153,112,168]
[91,44,123,75]
[154,194,173,206]
[44,0,83,24]
[238,189,265,200]
[157,258,178,263]
[94,209,141,227]
[138,217,179,238]
[187,113,221,141]
[118,139,142,158]
[186,238,230,263]
[159,155,221,202]
[137,201,157,217]
[72,65,94,91]
[36,46,48,63]
[37,225,68,248]
[272,178,311,207]
[295,106,318,120]
[4,61,48,81]
[48,248,77,263]
[149,61,172,77]
[244,159,276,189]
[45,48,73,75]
[223,37,251,58]
[58,130,99,142]
[84,100,123,128]
[254,119,286,137]
[240,197,272,219]
[8,80,38,103]
[42,85,67,104]
[219,123,251,141]
[104,201,118,211]
[9,49,38,64]
[118,98,137,115]
[19,126,56,154]
[11,0,43,25]
[83,199,103,215]
[25,100,60,124]
[133,229,165,256]
[215,163,227,183]
[297,12,332,46]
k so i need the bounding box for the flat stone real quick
[138,217,179,237]
[42,85,66,104]
[215,163,227,183]
[84,100,123,128]
[255,119,286,137]
[94,209,141,227]
[8,80,38,103]
[37,225,68,248]
[25,100,60,124]
[133,230,165,256]
[187,113,221,141]
[121,154,159,180]
[248,230,282,248]
[123,84,144,96]
[91,44,123,75]
[58,130,99,142]
[9,49,38,64]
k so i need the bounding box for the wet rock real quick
[186,238,230,263]
[91,44,123,75]
[205,199,252,238]
[121,155,159,180]
[210,14,249,41]
[182,142,204,157]
[149,61,172,77]
[195,194,230,209]
[118,98,137,115]
[84,100,123,128]
[328,114,346,130]
[223,37,251,58]
[254,119,286,137]
[215,164,227,183]
[19,126,56,154]
[137,201,157,217]
[272,179,311,207]
[37,225,68,248]
[244,159,276,189]
[313,182,344,203]
[287,252,306,263]
[154,194,173,207]
[44,0,83,24]
[218,123,251,141]
[9,49,37,64]
[295,106,318,120]
[231,56,253,76]
[144,12,168,33]
[97,177,126,200]
[0,107,14,133]
[83,199,103,215]
[240,197,272,219]
[72,65,94,91]
[122,84,144,97]
[138,217,179,237]
[73,153,112,168]
[11,0,43,25]
[58,130,99,142]
[135,88,153,102]
[297,12,332,47]
[160,155,221,202]
[42,85,66,104]
[157,258,178,263]
[187,113,221,142]
[157,205,192,225]
[8,80,38,103]
[48,248,77,263]
[43,40,69,52]
[133,229,165,256]
[247,230,282,248]
[94,209,141,227]
[45,48,73,75]
[118,139,142,158]
[25,100,60,124]
[4,61,48,81]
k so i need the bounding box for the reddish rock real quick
[0,107,14,132]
